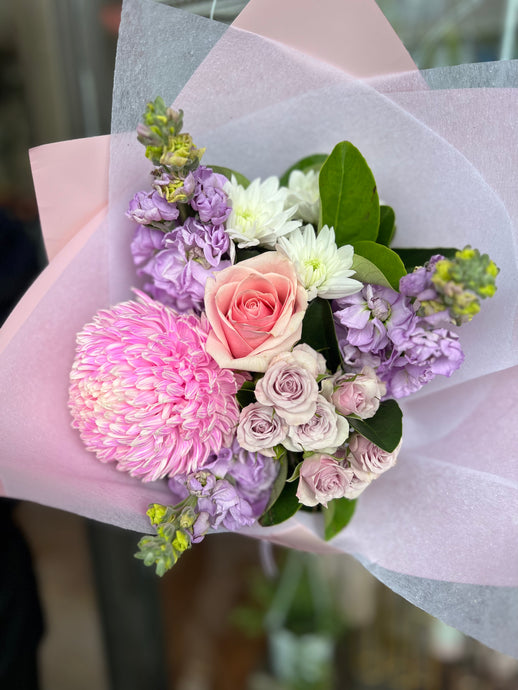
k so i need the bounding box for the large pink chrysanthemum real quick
[69,291,240,482]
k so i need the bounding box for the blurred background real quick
[1,0,518,688]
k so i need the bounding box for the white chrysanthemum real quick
[285,169,320,225]
[224,176,301,249]
[277,224,363,300]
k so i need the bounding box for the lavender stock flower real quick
[399,255,443,301]
[334,284,416,354]
[167,443,276,538]
[130,225,166,266]
[190,166,232,225]
[333,283,465,399]
[127,190,179,225]
[197,478,256,530]
[135,219,232,313]
[225,440,279,515]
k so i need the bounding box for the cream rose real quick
[204,251,307,372]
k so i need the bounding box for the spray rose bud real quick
[322,366,386,419]
[296,454,354,508]
[236,403,288,455]
[347,433,401,481]
[284,395,349,454]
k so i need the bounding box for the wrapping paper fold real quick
[1,0,517,656]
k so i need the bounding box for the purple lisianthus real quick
[190,166,232,225]
[127,189,179,225]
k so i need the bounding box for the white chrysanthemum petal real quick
[224,176,301,249]
[277,224,363,300]
[285,169,320,225]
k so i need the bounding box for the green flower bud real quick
[179,507,196,530]
[159,133,205,172]
[146,503,168,526]
[430,246,498,325]
[172,529,191,554]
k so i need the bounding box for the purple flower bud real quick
[399,255,444,300]
[190,166,232,225]
[127,190,179,225]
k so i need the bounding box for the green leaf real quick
[234,246,268,263]
[393,247,458,271]
[301,297,342,373]
[377,206,396,247]
[208,164,250,188]
[259,479,301,527]
[351,254,392,289]
[279,153,328,187]
[323,498,357,541]
[262,450,288,514]
[319,141,379,246]
[348,399,402,453]
[353,240,407,290]
[287,460,303,483]
[236,387,256,408]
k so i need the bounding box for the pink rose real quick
[343,473,372,499]
[255,364,318,426]
[236,403,288,455]
[296,454,354,508]
[284,395,349,453]
[322,366,386,419]
[347,433,401,481]
[204,251,307,372]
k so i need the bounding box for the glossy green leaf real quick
[377,205,396,247]
[208,165,250,188]
[324,498,357,541]
[279,153,328,187]
[348,399,402,453]
[393,247,458,271]
[351,254,392,289]
[234,246,268,263]
[319,141,379,246]
[353,240,407,290]
[301,297,342,373]
[236,386,256,408]
[262,450,288,514]
[259,479,301,527]
[287,460,303,483]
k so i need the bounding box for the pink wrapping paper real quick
[1,0,517,655]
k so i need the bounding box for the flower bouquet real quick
[1,0,517,657]
[69,95,498,579]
